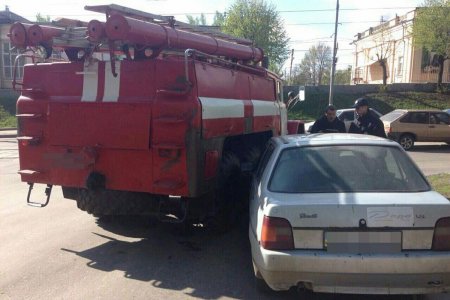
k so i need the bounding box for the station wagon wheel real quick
[399,134,415,150]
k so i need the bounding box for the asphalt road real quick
[1,137,449,300]
[406,143,450,176]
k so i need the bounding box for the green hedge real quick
[0,95,17,128]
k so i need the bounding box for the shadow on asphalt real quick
[59,216,429,300]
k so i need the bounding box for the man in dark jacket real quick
[348,98,386,138]
[310,105,346,133]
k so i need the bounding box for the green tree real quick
[36,13,51,22]
[186,11,225,26]
[334,66,352,85]
[222,0,289,72]
[186,13,207,25]
[212,11,226,27]
[293,43,331,86]
[371,21,393,86]
[322,67,351,85]
[413,0,450,89]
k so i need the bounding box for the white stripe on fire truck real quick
[103,62,121,102]
[199,97,245,120]
[251,100,280,117]
[81,63,98,102]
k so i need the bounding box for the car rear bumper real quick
[250,229,450,294]
[387,132,401,141]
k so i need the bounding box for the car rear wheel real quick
[399,134,415,150]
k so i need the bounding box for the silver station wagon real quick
[249,133,450,295]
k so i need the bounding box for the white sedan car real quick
[250,133,450,295]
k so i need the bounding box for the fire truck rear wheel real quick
[209,152,242,232]
[76,189,159,216]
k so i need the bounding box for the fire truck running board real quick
[26,183,53,207]
[18,169,40,175]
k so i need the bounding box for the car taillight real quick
[261,216,294,250]
[432,218,450,251]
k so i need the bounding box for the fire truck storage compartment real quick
[48,102,151,150]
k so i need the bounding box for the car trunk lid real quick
[264,191,450,251]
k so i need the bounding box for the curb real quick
[0,127,17,131]
[0,128,17,138]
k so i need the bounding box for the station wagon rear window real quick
[380,111,404,122]
[268,145,430,193]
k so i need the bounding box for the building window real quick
[2,42,24,80]
[397,56,403,76]
[421,47,439,73]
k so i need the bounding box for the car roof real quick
[391,109,446,113]
[337,108,378,112]
[273,133,398,148]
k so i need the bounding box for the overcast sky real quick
[3,0,423,71]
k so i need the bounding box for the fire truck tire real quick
[210,152,242,232]
[245,146,262,167]
[76,189,159,216]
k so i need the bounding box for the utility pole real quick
[289,49,294,84]
[329,0,339,105]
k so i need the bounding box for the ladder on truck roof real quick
[84,4,254,46]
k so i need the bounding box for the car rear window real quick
[268,145,430,193]
[380,111,404,122]
[338,111,354,121]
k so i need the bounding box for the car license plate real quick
[325,231,402,254]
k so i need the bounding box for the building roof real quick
[0,6,30,24]
[352,9,416,43]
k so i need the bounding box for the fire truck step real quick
[16,113,43,119]
[18,169,40,175]
[17,136,41,145]
[26,183,53,207]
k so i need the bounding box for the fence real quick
[284,83,450,96]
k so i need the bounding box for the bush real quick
[0,106,16,128]
[378,85,388,93]
[0,93,18,128]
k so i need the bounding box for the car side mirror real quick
[298,86,305,101]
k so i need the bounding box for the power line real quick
[286,21,384,26]
[293,49,353,52]
[289,37,354,42]
[17,6,417,18]
[278,6,416,13]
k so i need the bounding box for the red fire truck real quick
[9,4,302,228]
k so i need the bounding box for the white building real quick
[351,9,450,85]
